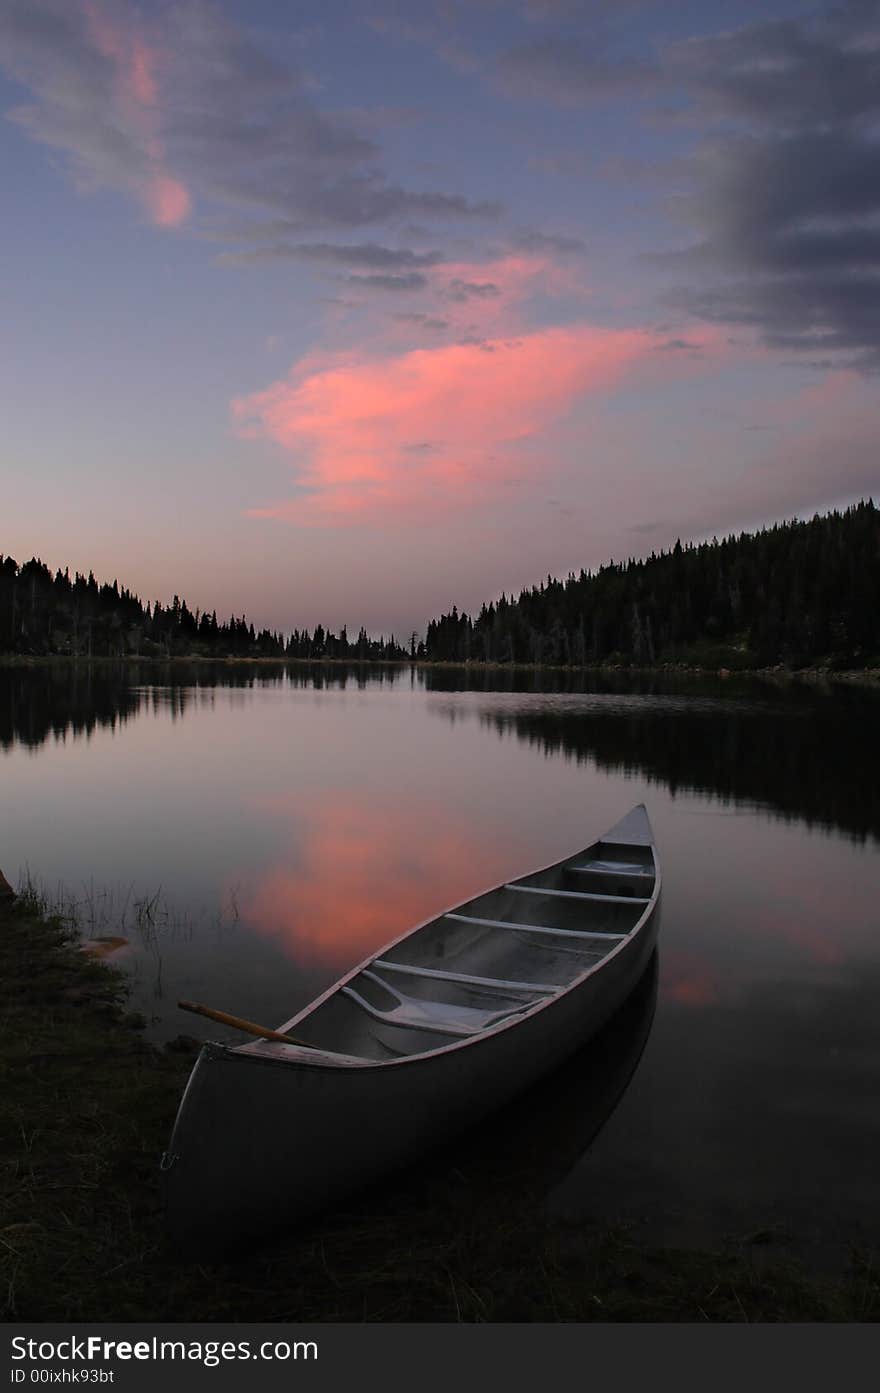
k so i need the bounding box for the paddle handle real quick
[178,999,314,1049]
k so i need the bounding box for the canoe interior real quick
[285,829,657,1062]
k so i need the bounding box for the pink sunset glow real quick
[235,323,657,524]
[3,0,877,639]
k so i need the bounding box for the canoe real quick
[163,803,661,1251]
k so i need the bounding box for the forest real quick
[2,500,877,668]
[424,501,880,669]
[0,558,406,661]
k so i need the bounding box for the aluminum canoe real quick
[163,803,661,1250]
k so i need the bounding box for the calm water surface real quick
[3,663,879,1267]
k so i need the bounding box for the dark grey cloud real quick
[393,312,449,331]
[367,5,485,76]
[511,227,586,255]
[674,272,880,361]
[0,0,500,240]
[496,35,653,103]
[521,0,582,19]
[526,150,593,176]
[667,12,880,132]
[470,1,880,369]
[216,241,445,270]
[290,242,445,269]
[456,333,496,349]
[661,131,880,276]
[652,338,702,353]
[346,272,428,292]
[159,5,501,231]
[524,0,657,16]
[443,278,502,302]
[655,9,880,371]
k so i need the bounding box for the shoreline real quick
[2,652,879,686]
[1,891,876,1322]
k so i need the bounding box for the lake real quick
[3,661,879,1270]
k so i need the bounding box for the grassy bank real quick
[1,894,877,1323]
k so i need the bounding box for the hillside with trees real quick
[0,558,405,661]
[424,501,880,670]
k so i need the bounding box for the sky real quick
[2,0,879,640]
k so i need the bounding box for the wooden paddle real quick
[178,999,316,1048]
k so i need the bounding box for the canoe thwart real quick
[444,912,626,943]
[505,884,650,905]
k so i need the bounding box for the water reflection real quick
[451,953,659,1209]
[550,955,880,1266]
[0,663,143,749]
[2,664,878,1263]
[0,661,409,751]
[4,664,879,845]
[438,685,880,843]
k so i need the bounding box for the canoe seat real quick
[374,958,559,994]
[341,969,534,1038]
[569,859,653,879]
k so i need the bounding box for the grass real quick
[1,893,878,1322]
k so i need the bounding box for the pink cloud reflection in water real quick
[237,790,512,971]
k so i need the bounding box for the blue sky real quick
[2,0,878,638]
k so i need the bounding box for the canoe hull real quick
[164,900,659,1252]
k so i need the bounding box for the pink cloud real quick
[128,39,158,107]
[83,1,191,228]
[145,174,192,228]
[85,3,158,107]
[234,323,657,524]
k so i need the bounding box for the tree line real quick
[3,499,877,667]
[423,500,880,669]
[0,558,406,661]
